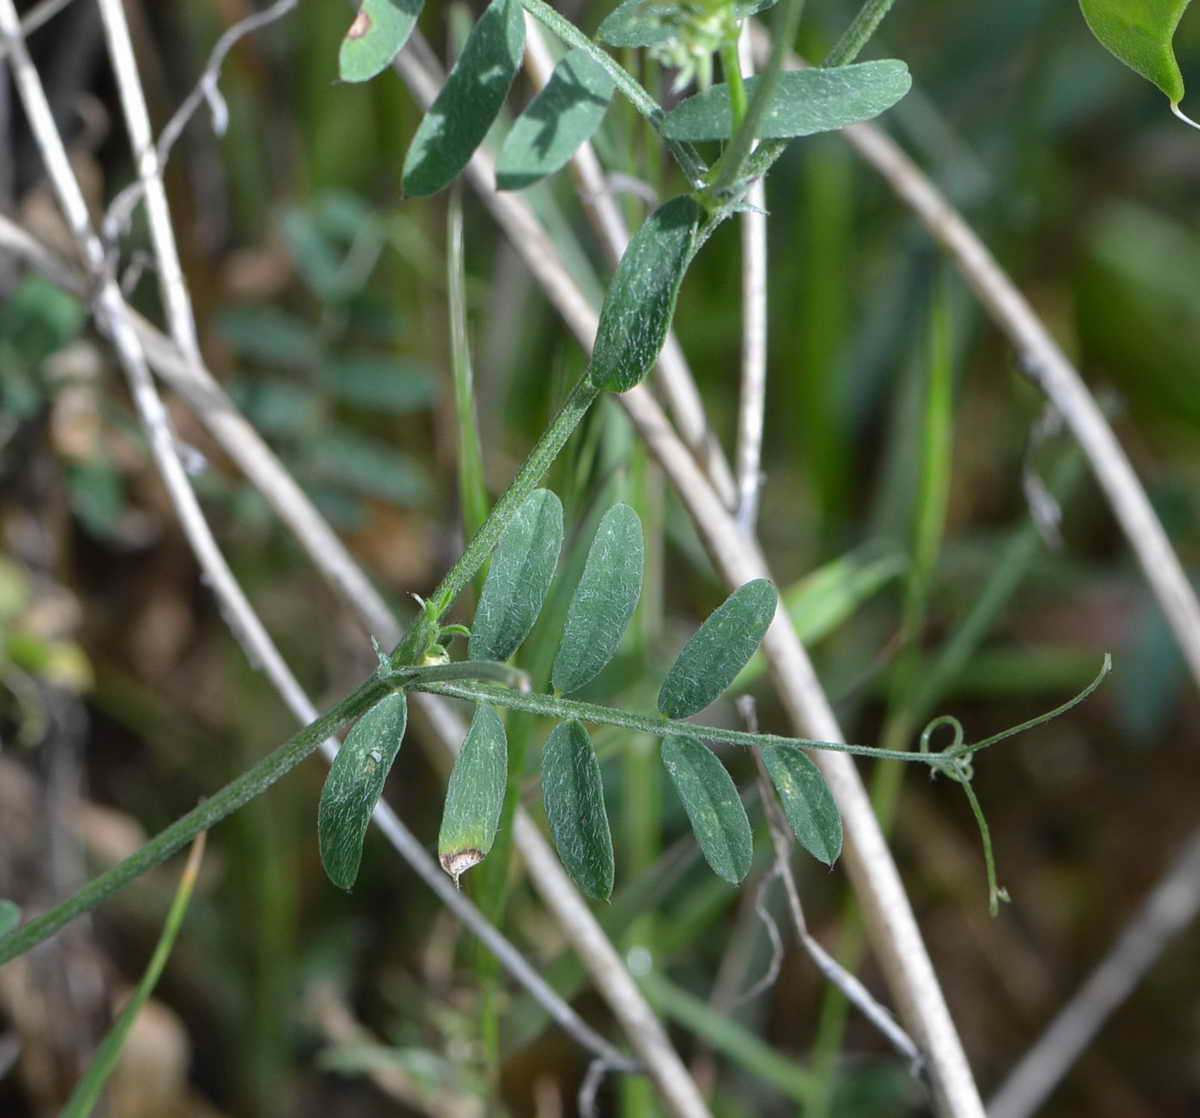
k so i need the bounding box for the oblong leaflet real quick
[589,194,703,394]
[402,0,525,196]
[658,579,777,719]
[542,720,615,900]
[552,503,644,694]
[438,704,508,884]
[318,692,408,890]
[661,735,752,884]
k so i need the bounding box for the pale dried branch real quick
[103,0,297,245]
[739,697,921,1069]
[733,29,768,533]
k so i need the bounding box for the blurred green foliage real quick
[2,0,1199,1115]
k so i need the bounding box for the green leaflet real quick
[661,736,752,884]
[542,720,614,900]
[597,0,677,48]
[468,489,563,661]
[761,746,842,865]
[0,900,19,936]
[318,692,408,891]
[663,62,912,141]
[438,704,508,884]
[658,579,778,719]
[402,0,526,197]
[732,547,908,691]
[496,48,615,191]
[1079,0,1193,106]
[598,0,777,48]
[589,194,703,394]
[339,0,425,83]
[552,504,644,695]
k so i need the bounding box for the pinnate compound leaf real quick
[0,900,19,936]
[402,0,525,197]
[340,0,425,83]
[542,721,614,900]
[469,489,563,661]
[663,62,912,141]
[1079,0,1193,105]
[552,504,644,694]
[762,746,842,865]
[658,579,778,719]
[497,49,615,191]
[438,704,508,884]
[319,692,408,891]
[661,736,752,883]
[589,195,703,394]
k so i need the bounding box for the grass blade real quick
[0,901,19,936]
[61,835,206,1118]
[448,186,490,549]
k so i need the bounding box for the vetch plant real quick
[0,0,1112,967]
[7,0,1174,1109]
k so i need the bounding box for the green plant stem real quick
[62,835,206,1117]
[704,0,893,218]
[516,0,708,185]
[448,184,490,555]
[418,372,600,631]
[824,0,902,67]
[413,679,957,763]
[709,0,807,193]
[720,41,748,132]
[958,771,1007,916]
[0,675,392,967]
[396,659,530,688]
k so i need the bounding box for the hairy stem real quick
[824,0,902,67]
[720,41,748,131]
[0,676,391,967]
[710,0,806,193]
[410,679,995,764]
[419,372,600,629]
